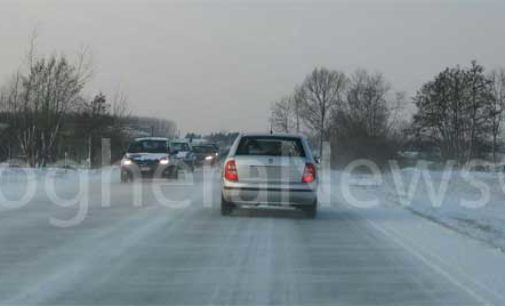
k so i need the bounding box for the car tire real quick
[120,171,131,183]
[303,199,318,219]
[171,167,179,179]
[221,196,234,216]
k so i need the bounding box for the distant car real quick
[120,137,179,182]
[170,140,195,172]
[221,133,318,218]
[192,144,219,167]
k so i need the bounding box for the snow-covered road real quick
[1,170,505,305]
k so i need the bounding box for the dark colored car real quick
[192,144,219,167]
[120,137,179,182]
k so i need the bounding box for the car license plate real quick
[140,167,151,172]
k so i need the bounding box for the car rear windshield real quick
[193,145,217,154]
[235,136,306,157]
[127,140,168,153]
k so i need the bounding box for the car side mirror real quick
[171,150,179,155]
[314,156,321,164]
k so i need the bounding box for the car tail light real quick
[224,160,239,181]
[302,162,316,183]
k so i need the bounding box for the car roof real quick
[239,132,305,139]
[134,137,169,142]
[170,139,190,143]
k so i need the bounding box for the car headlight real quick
[159,158,170,165]
[205,155,214,161]
[122,159,132,166]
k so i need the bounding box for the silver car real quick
[221,133,318,218]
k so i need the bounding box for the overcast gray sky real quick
[1,0,504,134]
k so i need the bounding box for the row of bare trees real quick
[270,67,405,165]
[273,63,505,166]
[0,44,177,167]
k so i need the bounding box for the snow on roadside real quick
[331,168,505,304]
[0,167,119,184]
[0,167,120,202]
[388,168,505,251]
[332,168,505,251]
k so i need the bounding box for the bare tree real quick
[488,68,505,163]
[298,67,347,159]
[292,86,303,133]
[343,69,391,137]
[111,90,131,119]
[2,42,90,166]
[327,69,404,164]
[270,96,292,133]
[464,61,493,162]
[270,90,305,134]
[386,91,409,136]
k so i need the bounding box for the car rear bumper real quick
[222,184,317,206]
[195,159,217,167]
[121,165,176,178]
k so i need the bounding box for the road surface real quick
[0,170,497,305]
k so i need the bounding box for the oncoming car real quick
[192,144,219,167]
[120,137,179,182]
[170,140,195,172]
[221,133,318,218]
